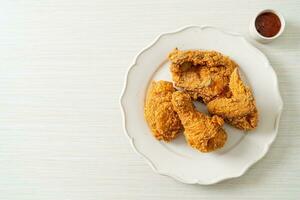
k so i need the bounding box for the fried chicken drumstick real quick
[171,91,227,152]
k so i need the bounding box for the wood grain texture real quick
[0,0,299,199]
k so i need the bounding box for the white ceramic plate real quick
[120,26,283,185]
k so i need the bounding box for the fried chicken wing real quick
[168,48,237,103]
[207,68,258,130]
[144,80,182,141]
[171,91,227,152]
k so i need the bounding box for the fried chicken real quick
[207,68,258,130]
[144,80,182,141]
[168,48,237,103]
[171,91,227,152]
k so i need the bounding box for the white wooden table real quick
[0,1,299,199]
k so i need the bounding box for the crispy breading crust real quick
[168,48,237,103]
[144,80,182,141]
[207,69,258,130]
[171,91,227,152]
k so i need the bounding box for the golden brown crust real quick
[207,69,258,130]
[144,80,182,141]
[168,48,237,103]
[171,91,227,152]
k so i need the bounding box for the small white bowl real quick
[249,9,285,43]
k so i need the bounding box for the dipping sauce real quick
[255,12,281,37]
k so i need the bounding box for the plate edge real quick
[119,25,284,185]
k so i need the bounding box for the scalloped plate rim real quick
[120,25,283,185]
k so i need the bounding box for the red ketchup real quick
[255,12,281,37]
